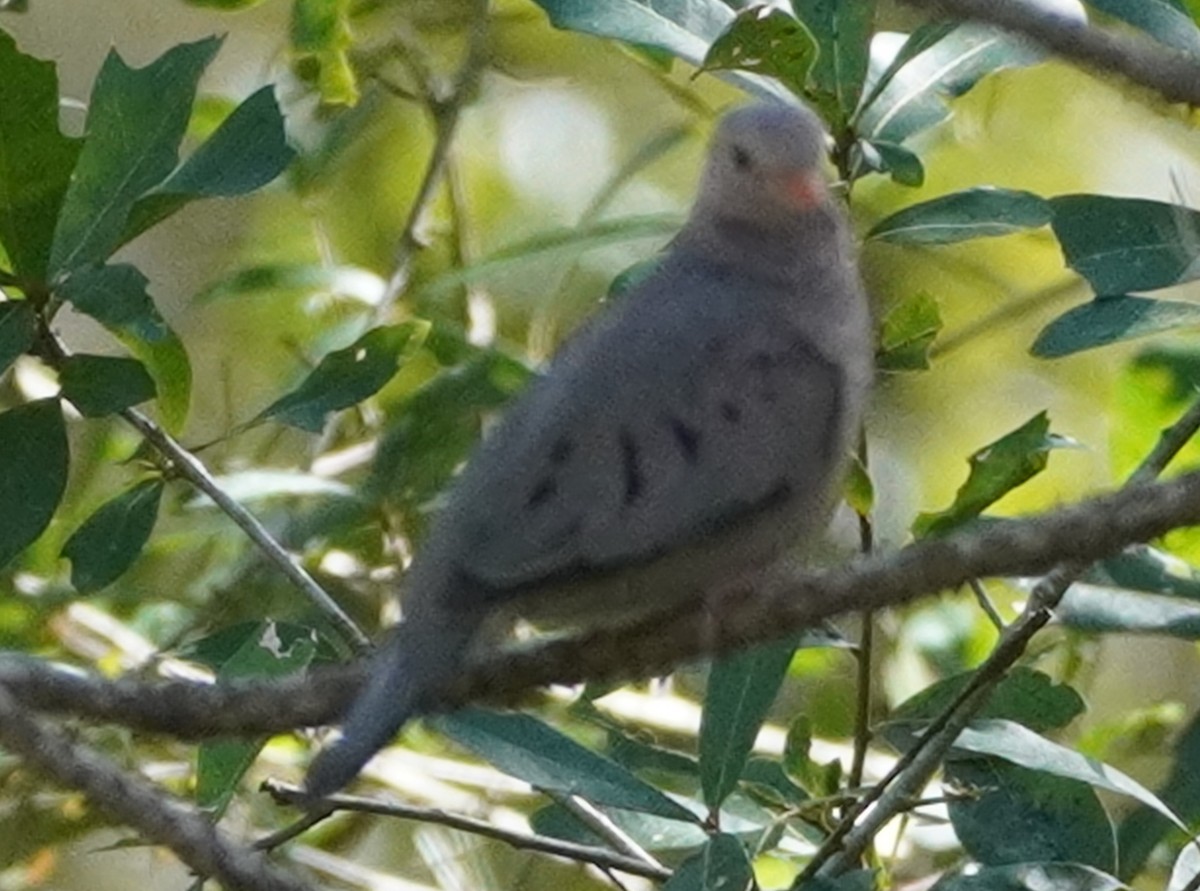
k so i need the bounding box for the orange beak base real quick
[780,169,827,211]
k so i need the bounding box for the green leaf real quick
[889,668,1085,736]
[291,0,358,105]
[1171,845,1200,891]
[196,263,385,306]
[1032,296,1200,358]
[701,6,818,99]
[913,412,1076,537]
[49,37,222,274]
[1088,0,1200,54]
[955,720,1185,830]
[531,802,709,852]
[184,0,267,7]
[120,86,295,245]
[877,292,942,371]
[868,188,1051,244]
[434,709,700,823]
[182,621,318,812]
[858,139,925,187]
[784,714,842,797]
[529,0,790,101]
[0,30,82,279]
[948,759,1116,869]
[929,862,1128,891]
[1058,587,1200,638]
[1050,195,1200,295]
[1085,545,1200,600]
[856,21,957,116]
[791,0,876,122]
[59,354,156,417]
[56,264,192,432]
[0,399,67,569]
[663,833,752,891]
[857,24,1042,144]
[256,321,428,432]
[699,638,795,809]
[61,479,163,592]
[842,451,874,516]
[0,301,35,375]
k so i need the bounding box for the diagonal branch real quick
[5,466,1200,739]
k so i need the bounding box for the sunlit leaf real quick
[877,291,942,371]
[0,399,67,569]
[291,0,358,105]
[843,451,874,516]
[61,479,163,591]
[701,6,817,99]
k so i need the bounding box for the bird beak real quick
[780,169,828,211]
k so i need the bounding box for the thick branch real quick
[902,0,1200,106]
[5,468,1200,738]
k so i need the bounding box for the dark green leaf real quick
[1032,296,1200,358]
[889,668,1084,736]
[913,412,1076,537]
[61,479,163,591]
[0,399,67,569]
[0,30,82,279]
[184,621,317,811]
[120,86,295,244]
[530,802,708,852]
[929,862,1128,891]
[663,833,752,891]
[877,292,942,371]
[740,757,809,808]
[856,21,957,116]
[59,354,156,417]
[791,0,876,121]
[857,24,1042,144]
[49,37,221,274]
[699,638,795,808]
[947,759,1115,869]
[860,139,925,187]
[256,322,428,432]
[529,0,790,100]
[955,720,1183,828]
[56,264,192,432]
[0,301,35,375]
[608,256,662,301]
[784,714,842,796]
[1085,545,1200,600]
[434,708,700,822]
[1088,0,1200,54]
[701,6,818,99]
[868,188,1051,244]
[291,0,358,105]
[1058,586,1200,638]
[1050,195,1200,295]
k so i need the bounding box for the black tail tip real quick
[303,744,365,802]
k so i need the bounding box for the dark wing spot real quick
[720,401,743,423]
[549,437,574,465]
[525,476,558,509]
[619,428,643,506]
[666,416,701,463]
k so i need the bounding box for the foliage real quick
[4,1,1200,889]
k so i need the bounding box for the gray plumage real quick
[305,102,873,798]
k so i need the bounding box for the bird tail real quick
[304,609,482,799]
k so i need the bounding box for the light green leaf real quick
[435,708,700,823]
[0,30,82,279]
[291,0,358,105]
[49,37,221,274]
[0,399,68,569]
[877,291,942,371]
[61,479,163,592]
[699,638,795,809]
[0,301,35,375]
[59,354,156,417]
[701,6,818,100]
[1050,195,1200,295]
[1032,296,1200,358]
[913,412,1077,537]
[843,451,874,516]
[868,188,1051,244]
[56,264,192,432]
[256,321,428,432]
[120,86,295,245]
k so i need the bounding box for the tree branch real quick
[0,683,311,891]
[6,467,1200,738]
[901,0,1200,106]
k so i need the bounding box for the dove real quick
[305,101,873,798]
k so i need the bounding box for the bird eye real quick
[731,145,752,170]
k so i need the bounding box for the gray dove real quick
[305,101,873,797]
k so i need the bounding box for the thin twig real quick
[8,464,1200,738]
[0,684,312,891]
[968,578,1006,631]
[262,780,672,881]
[802,392,1200,880]
[901,0,1200,107]
[847,429,876,808]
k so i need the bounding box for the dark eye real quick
[731,145,752,170]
